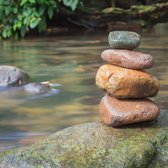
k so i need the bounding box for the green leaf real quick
[2,25,12,38]
[29,0,36,4]
[38,17,46,32]
[71,0,78,11]
[4,6,11,15]
[12,7,18,14]
[39,5,46,15]
[2,29,7,38]
[20,26,26,37]
[13,20,22,30]
[2,0,10,5]
[20,0,35,6]
[63,0,71,6]
[48,6,54,19]
[20,0,28,6]
[30,17,41,29]
[63,0,78,11]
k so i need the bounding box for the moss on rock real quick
[0,110,168,168]
[148,138,168,168]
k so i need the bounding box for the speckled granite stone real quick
[108,31,140,50]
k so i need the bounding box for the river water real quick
[0,24,168,152]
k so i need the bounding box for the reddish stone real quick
[96,64,159,98]
[101,49,154,70]
[99,94,160,127]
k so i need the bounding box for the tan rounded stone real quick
[96,64,159,98]
[101,49,154,70]
[99,94,160,127]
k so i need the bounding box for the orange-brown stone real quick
[96,64,159,98]
[99,94,160,127]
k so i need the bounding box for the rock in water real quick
[101,49,154,69]
[0,110,168,168]
[96,64,159,98]
[99,94,160,127]
[0,65,30,86]
[23,83,51,94]
[108,31,140,50]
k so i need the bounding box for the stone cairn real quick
[96,31,160,127]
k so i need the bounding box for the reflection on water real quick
[0,27,168,152]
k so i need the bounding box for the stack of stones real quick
[96,31,160,127]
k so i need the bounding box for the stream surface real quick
[0,24,168,152]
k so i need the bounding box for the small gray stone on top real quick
[108,31,140,50]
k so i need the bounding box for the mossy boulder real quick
[0,110,168,168]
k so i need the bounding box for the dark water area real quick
[0,23,168,152]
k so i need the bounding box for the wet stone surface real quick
[99,94,160,127]
[0,82,60,101]
[96,64,159,98]
[108,31,141,50]
[0,66,30,86]
[0,110,167,168]
[101,49,154,70]
[23,83,51,94]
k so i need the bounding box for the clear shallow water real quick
[0,27,168,152]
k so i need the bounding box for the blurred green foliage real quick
[0,0,79,38]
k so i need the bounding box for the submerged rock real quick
[96,64,159,98]
[99,94,160,127]
[108,31,140,50]
[0,81,60,101]
[23,83,51,94]
[0,110,168,168]
[0,65,30,86]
